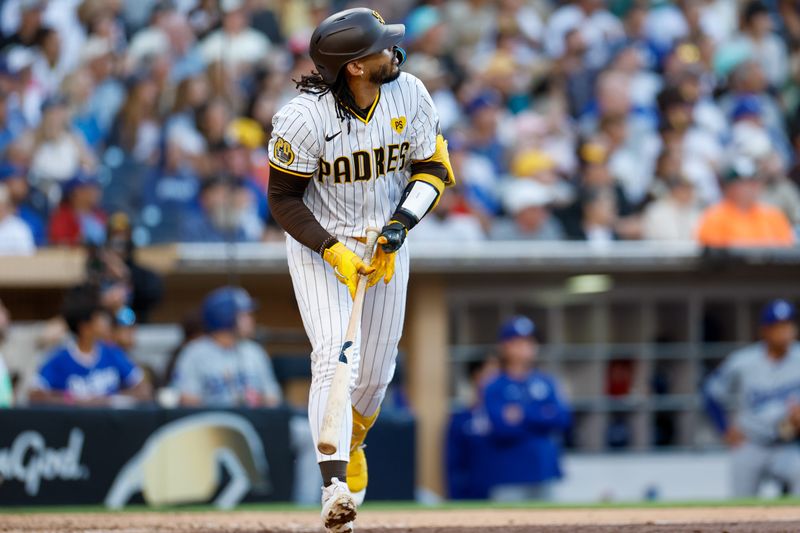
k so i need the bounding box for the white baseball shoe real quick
[321,477,357,532]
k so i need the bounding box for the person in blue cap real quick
[703,299,800,497]
[111,306,138,354]
[171,286,281,407]
[481,316,572,501]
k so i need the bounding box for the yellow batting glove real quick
[367,246,396,287]
[323,242,376,299]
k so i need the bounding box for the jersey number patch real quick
[274,137,295,166]
[391,117,406,135]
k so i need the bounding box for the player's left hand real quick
[368,246,396,286]
[378,220,407,253]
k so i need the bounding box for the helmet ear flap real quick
[393,46,407,66]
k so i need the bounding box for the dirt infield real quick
[2,507,800,533]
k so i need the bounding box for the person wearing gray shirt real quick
[703,299,800,497]
[174,336,282,407]
[173,287,281,408]
[172,286,320,504]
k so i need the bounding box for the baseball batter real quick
[703,299,800,497]
[267,8,454,532]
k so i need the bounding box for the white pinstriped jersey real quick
[268,72,439,238]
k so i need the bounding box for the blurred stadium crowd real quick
[0,0,798,252]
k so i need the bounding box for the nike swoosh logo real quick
[325,131,342,142]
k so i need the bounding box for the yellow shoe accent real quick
[347,407,379,498]
[346,445,368,496]
[350,406,380,452]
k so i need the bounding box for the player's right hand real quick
[323,242,375,299]
[778,403,800,441]
[723,426,746,448]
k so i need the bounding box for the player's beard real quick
[370,62,401,85]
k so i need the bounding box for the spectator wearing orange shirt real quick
[697,159,795,248]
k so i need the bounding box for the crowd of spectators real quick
[0,0,798,252]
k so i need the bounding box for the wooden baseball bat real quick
[318,227,381,455]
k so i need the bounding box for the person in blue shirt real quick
[171,286,282,407]
[28,290,151,406]
[482,316,572,501]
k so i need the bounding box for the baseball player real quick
[267,7,454,532]
[172,286,282,408]
[703,299,800,497]
[482,316,572,501]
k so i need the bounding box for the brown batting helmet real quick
[309,7,405,83]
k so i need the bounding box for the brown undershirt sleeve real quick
[409,160,448,182]
[267,164,336,255]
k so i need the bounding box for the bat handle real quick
[362,227,381,263]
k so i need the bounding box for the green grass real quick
[2,498,800,514]
[354,498,800,511]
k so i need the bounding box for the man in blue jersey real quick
[482,316,572,501]
[29,291,151,406]
[703,299,800,497]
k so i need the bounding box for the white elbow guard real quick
[395,179,440,227]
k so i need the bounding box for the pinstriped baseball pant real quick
[286,234,409,463]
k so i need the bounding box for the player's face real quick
[236,311,255,339]
[364,47,401,85]
[90,311,113,342]
[763,321,798,351]
[502,336,538,368]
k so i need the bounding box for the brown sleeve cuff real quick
[267,162,336,255]
[410,160,448,183]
